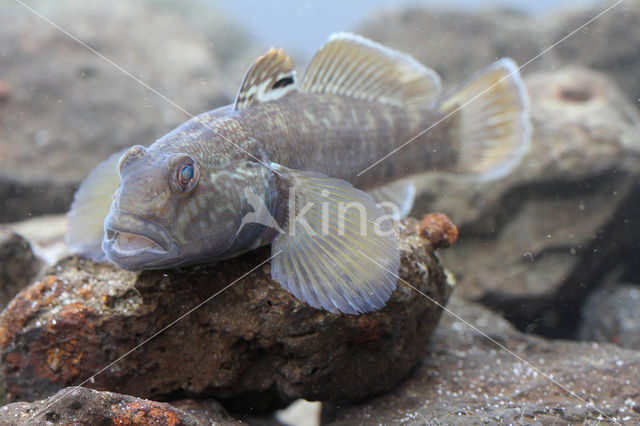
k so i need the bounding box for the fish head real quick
[102,145,247,270]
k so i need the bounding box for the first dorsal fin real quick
[234,48,297,110]
[299,32,441,108]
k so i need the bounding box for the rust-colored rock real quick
[0,218,454,408]
[0,387,239,425]
[418,213,458,249]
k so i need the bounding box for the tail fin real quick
[439,58,531,181]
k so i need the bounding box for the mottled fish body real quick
[165,93,451,190]
[67,33,530,315]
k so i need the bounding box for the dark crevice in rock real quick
[479,178,640,339]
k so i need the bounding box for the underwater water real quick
[0,0,639,424]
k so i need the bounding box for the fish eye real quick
[179,165,194,183]
[169,154,199,193]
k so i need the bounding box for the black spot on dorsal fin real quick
[234,48,297,111]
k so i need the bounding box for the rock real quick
[0,228,42,310]
[358,2,640,106]
[0,0,256,223]
[550,0,640,108]
[6,215,68,267]
[578,283,640,350]
[0,218,454,409]
[410,67,639,338]
[0,386,239,425]
[357,8,548,88]
[330,297,640,424]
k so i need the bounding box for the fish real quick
[66,33,531,315]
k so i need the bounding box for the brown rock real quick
[0,386,239,425]
[0,228,42,309]
[0,0,257,223]
[0,218,454,409]
[330,297,640,424]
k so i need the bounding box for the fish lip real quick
[102,210,182,270]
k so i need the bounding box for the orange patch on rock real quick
[110,401,182,425]
[0,276,63,347]
[418,213,458,249]
[45,339,82,377]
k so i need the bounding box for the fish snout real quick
[102,210,181,270]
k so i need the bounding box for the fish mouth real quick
[102,210,182,271]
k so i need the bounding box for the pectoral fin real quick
[270,166,399,315]
[66,150,123,262]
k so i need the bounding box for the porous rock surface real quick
[0,386,239,425]
[0,0,257,223]
[331,297,640,424]
[0,218,453,407]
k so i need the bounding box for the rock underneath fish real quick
[1,218,453,404]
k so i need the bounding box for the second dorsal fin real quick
[234,48,297,110]
[299,32,441,108]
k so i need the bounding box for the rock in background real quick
[0,219,453,409]
[550,0,640,109]
[358,1,640,105]
[359,2,640,339]
[0,0,259,223]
